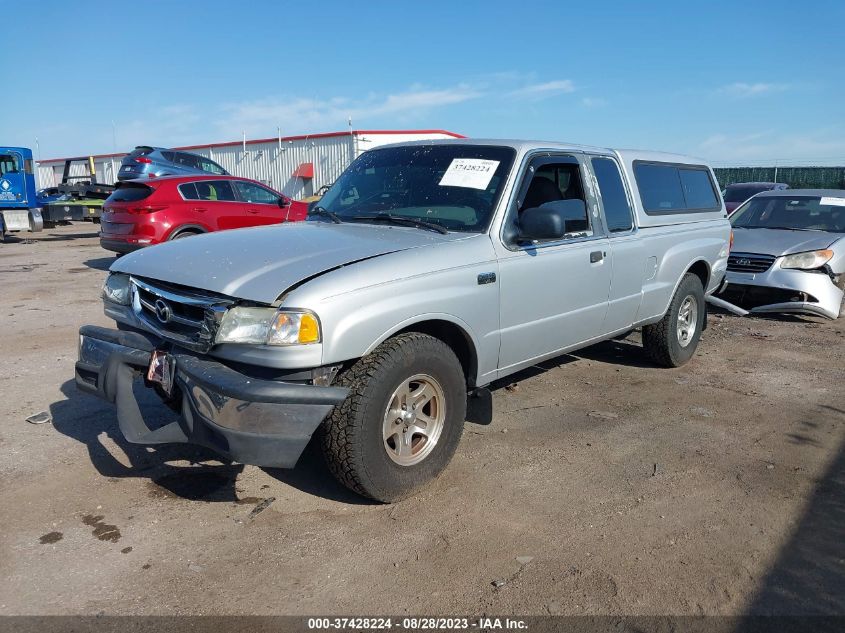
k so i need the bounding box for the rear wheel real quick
[319,332,467,502]
[642,273,705,367]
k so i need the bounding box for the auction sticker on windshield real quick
[438,158,500,190]
[820,197,845,207]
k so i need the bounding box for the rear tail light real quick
[128,205,167,214]
[134,157,153,164]
[729,230,734,253]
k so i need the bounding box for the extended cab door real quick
[495,154,611,374]
[587,155,644,332]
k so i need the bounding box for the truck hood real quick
[731,227,843,257]
[111,221,472,304]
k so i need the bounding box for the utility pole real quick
[111,120,118,184]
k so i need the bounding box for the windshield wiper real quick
[350,213,448,234]
[307,205,342,224]
[757,226,822,232]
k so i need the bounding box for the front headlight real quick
[102,273,131,305]
[780,249,834,270]
[216,307,321,346]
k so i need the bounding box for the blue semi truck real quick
[0,147,44,241]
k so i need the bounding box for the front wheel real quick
[319,332,467,502]
[642,273,705,367]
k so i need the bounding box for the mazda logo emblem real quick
[154,299,172,324]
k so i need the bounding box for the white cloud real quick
[215,84,483,137]
[581,97,607,108]
[508,80,576,100]
[37,75,579,156]
[368,85,483,115]
[716,82,790,98]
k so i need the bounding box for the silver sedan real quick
[715,189,845,319]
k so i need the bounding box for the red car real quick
[99,174,308,254]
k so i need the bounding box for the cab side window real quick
[591,157,633,232]
[518,161,590,235]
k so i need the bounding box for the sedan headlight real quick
[216,307,321,346]
[102,273,131,305]
[780,249,834,270]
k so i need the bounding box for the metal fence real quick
[713,166,845,190]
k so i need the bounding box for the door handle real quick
[192,207,207,212]
[590,250,604,263]
[247,209,260,214]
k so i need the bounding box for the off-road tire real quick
[642,273,705,367]
[319,332,467,502]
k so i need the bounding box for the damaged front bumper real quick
[714,265,844,320]
[75,325,349,468]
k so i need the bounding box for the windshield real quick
[723,185,770,203]
[0,153,21,177]
[731,195,845,232]
[315,144,516,232]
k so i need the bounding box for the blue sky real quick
[7,0,845,164]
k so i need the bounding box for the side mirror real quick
[518,199,588,242]
[278,197,291,208]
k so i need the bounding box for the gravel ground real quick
[0,225,843,616]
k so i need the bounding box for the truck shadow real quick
[264,441,375,505]
[83,256,116,272]
[50,379,246,501]
[567,337,659,369]
[50,379,370,505]
[738,412,845,623]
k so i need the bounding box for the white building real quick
[36,129,463,200]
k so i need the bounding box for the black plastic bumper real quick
[75,325,349,468]
[99,238,144,254]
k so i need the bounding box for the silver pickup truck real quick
[76,139,731,501]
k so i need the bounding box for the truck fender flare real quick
[660,258,712,317]
[363,313,482,384]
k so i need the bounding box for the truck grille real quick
[130,277,232,352]
[727,252,777,273]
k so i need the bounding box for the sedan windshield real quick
[731,195,845,232]
[314,144,516,233]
